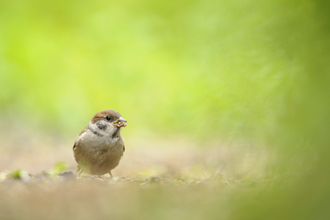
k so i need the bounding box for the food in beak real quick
[113,119,127,128]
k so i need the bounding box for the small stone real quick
[58,171,76,180]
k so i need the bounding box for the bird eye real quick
[105,116,112,121]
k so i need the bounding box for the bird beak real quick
[118,117,127,123]
[115,117,127,127]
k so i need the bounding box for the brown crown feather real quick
[90,110,122,124]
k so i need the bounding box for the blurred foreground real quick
[0,132,273,220]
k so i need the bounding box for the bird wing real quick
[73,127,88,150]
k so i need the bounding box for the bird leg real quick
[77,166,83,177]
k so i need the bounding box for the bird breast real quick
[74,129,124,167]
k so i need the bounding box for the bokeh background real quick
[1,0,330,219]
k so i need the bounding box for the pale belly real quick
[74,136,124,175]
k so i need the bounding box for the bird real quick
[73,110,127,177]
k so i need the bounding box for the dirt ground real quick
[0,131,274,220]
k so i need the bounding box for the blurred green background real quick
[1,0,322,140]
[1,0,330,219]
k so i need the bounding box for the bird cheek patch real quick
[97,122,107,130]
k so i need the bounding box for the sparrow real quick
[73,110,127,177]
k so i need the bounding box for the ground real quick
[0,135,273,220]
